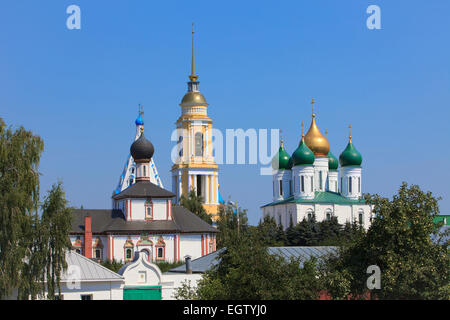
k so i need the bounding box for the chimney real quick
[185,255,192,274]
[84,216,92,258]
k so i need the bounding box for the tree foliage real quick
[180,189,213,225]
[322,182,450,300]
[216,202,248,249]
[0,119,73,299]
[183,227,322,300]
[40,183,73,300]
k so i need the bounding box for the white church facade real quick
[69,112,217,264]
[262,99,373,229]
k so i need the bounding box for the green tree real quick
[0,118,43,299]
[216,202,248,249]
[180,189,212,225]
[40,183,73,300]
[323,182,450,300]
[250,216,286,246]
[193,229,322,300]
[101,259,124,274]
[0,119,73,300]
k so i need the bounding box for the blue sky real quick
[1,1,449,225]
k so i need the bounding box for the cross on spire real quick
[280,128,283,147]
[311,98,315,118]
[189,22,198,82]
[349,124,352,143]
[138,104,144,116]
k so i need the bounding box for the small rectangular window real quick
[279,180,283,196]
[81,295,92,300]
[358,177,361,193]
[311,176,313,192]
[301,176,304,192]
[349,177,352,193]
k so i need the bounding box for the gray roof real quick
[53,251,124,282]
[113,181,175,200]
[169,246,338,273]
[70,206,217,234]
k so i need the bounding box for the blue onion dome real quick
[272,146,291,170]
[135,113,144,126]
[328,151,339,170]
[292,137,315,166]
[339,141,362,167]
[130,133,154,161]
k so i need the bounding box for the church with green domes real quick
[261,99,372,229]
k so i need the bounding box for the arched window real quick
[145,200,153,220]
[72,236,82,254]
[93,237,103,260]
[301,176,305,192]
[178,135,183,157]
[319,171,323,190]
[358,210,364,225]
[156,237,166,261]
[195,132,204,156]
[279,180,283,196]
[349,177,353,193]
[124,238,134,262]
[307,209,314,221]
[326,210,332,221]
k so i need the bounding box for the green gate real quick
[123,286,162,300]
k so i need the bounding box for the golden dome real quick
[304,99,330,157]
[180,91,208,106]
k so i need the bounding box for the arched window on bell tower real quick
[195,132,204,157]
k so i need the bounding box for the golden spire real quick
[349,124,352,143]
[280,128,284,147]
[189,23,198,82]
[304,98,330,157]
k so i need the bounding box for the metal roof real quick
[168,246,338,274]
[70,206,217,234]
[261,191,366,208]
[52,251,124,282]
[112,180,175,200]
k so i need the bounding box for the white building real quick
[262,99,373,229]
[69,114,217,264]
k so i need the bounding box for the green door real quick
[123,286,162,300]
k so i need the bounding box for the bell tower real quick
[171,24,220,220]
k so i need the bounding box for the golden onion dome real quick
[304,99,330,157]
[180,91,208,106]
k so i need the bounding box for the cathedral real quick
[69,30,218,264]
[261,99,373,229]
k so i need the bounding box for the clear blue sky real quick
[1,1,449,225]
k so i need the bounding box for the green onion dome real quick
[287,156,294,170]
[272,146,291,170]
[328,151,339,170]
[339,141,362,167]
[292,137,315,166]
